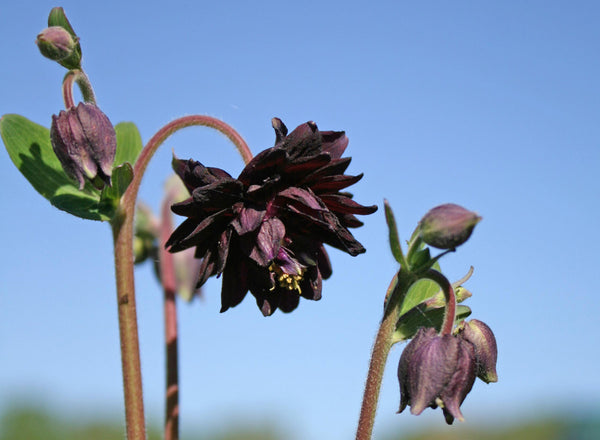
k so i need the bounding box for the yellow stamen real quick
[269,263,304,294]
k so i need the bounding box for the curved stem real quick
[421,269,456,336]
[62,69,97,108]
[111,115,251,440]
[356,269,415,440]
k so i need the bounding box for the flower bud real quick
[36,26,78,63]
[50,103,116,190]
[457,319,498,383]
[398,327,477,424]
[419,203,481,249]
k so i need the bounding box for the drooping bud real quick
[398,327,477,424]
[419,204,481,249]
[50,102,116,190]
[457,319,498,383]
[36,26,78,63]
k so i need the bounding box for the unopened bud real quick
[457,319,498,383]
[36,26,78,63]
[398,327,477,424]
[419,204,481,249]
[50,103,116,190]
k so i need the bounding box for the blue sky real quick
[1,1,599,439]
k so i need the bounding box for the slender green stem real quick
[62,69,96,108]
[356,270,415,440]
[110,115,251,440]
[420,269,456,336]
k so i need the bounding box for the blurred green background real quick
[1,400,598,440]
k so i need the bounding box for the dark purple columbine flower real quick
[397,327,477,424]
[166,118,377,316]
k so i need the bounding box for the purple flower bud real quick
[50,103,116,190]
[397,327,477,424]
[419,203,481,249]
[457,319,498,384]
[36,26,78,62]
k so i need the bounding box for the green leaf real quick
[393,305,472,342]
[114,122,143,168]
[1,114,110,221]
[400,277,439,315]
[384,200,405,265]
[98,163,134,218]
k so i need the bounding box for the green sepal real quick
[47,7,82,70]
[114,122,143,169]
[0,113,108,220]
[384,200,405,265]
[98,163,134,218]
[392,305,472,343]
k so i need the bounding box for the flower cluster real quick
[166,118,377,316]
[397,320,497,424]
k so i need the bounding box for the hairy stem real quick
[62,69,96,108]
[160,189,180,440]
[111,218,146,440]
[356,270,414,440]
[111,115,251,440]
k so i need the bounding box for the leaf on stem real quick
[384,199,406,265]
[1,114,108,220]
[114,122,143,168]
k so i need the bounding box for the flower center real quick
[269,263,304,294]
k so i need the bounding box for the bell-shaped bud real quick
[398,327,477,424]
[50,102,116,190]
[419,204,481,249]
[457,319,498,383]
[36,26,78,63]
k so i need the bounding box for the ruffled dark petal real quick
[172,157,232,192]
[281,121,322,161]
[338,213,364,228]
[231,206,266,235]
[283,205,366,256]
[302,157,352,185]
[166,209,232,253]
[277,290,301,313]
[195,247,217,288]
[316,245,332,279]
[238,147,287,185]
[271,117,288,144]
[309,173,364,193]
[320,131,349,159]
[300,265,322,301]
[282,154,331,182]
[319,193,379,215]
[220,252,249,313]
[248,217,286,266]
